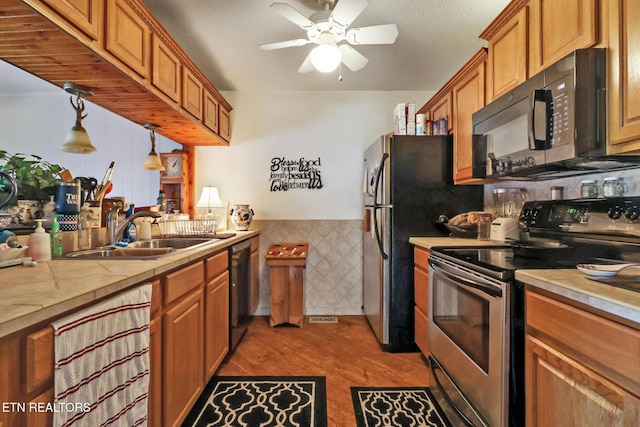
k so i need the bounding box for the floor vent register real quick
[308,316,338,324]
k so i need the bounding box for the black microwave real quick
[471,48,630,180]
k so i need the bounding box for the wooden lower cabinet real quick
[525,289,640,426]
[205,270,229,379]
[413,247,430,359]
[164,289,204,426]
[148,316,163,427]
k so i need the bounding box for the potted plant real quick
[0,151,65,225]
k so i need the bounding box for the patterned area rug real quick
[351,387,449,427]
[183,376,327,427]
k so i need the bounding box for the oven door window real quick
[432,275,490,373]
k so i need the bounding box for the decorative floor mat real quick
[351,387,449,427]
[182,376,327,427]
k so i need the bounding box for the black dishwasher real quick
[229,239,252,351]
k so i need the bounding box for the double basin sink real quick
[66,237,217,260]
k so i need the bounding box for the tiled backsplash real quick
[251,219,363,316]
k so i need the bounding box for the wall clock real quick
[161,153,184,177]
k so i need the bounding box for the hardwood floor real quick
[216,315,431,427]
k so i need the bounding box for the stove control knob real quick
[608,205,624,220]
[521,208,531,220]
[625,205,640,221]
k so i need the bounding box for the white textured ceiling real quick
[0,0,511,93]
[142,0,511,91]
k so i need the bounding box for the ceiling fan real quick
[260,0,399,74]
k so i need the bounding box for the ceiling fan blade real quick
[339,44,368,71]
[298,53,315,73]
[329,0,367,28]
[260,39,310,51]
[346,24,399,45]
[270,3,316,30]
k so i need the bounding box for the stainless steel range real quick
[428,196,640,427]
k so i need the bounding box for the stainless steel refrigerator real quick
[363,134,483,352]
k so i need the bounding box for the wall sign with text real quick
[269,157,323,191]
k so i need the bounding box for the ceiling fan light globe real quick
[310,44,342,72]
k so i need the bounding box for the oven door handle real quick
[429,258,502,298]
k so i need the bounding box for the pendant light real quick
[141,123,165,171]
[60,82,97,154]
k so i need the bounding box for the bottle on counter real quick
[78,203,92,250]
[27,219,51,262]
[50,215,63,258]
[157,189,168,212]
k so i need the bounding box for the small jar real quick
[580,180,600,199]
[551,186,563,200]
[603,177,627,198]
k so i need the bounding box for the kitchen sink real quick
[65,237,217,259]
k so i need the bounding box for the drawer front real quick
[414,266,429,313]
[24,327,54,393]
[205,250,228,282]
[414,247,430,270]
[526,290,640,394]
[165,261,205,304]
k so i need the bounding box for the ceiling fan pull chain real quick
[338,62,343,81]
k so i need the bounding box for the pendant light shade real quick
[141,123,165,171]
[60,82,97,154]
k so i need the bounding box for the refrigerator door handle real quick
[372,205,389,260]
[372,152,390,260]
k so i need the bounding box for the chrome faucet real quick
[106,206,161,244]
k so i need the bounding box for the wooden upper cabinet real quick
[203,89,219,133]
[484,7,528,102]
[152,34,181,103]
[429,92,453,132]
[608,0,640,153]
[41,0,103,40]
[219,105,231,141]
[182,67,204,120]
[529,0,598,76]
[452,50,486,184]
[105,0,150,77]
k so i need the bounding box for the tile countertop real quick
[0,230,259,339]
[516,269,640,328]
[409,236,507,249]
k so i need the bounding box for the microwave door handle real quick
[530,89,553,150]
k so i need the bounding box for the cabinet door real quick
[152,34,181,102]
[429,92,453,133]
[219,105,231,141]
[203,89,219,133]
[486,8,527,101]
[529,0,598,76]
[205,271,229,380]
[41,0,103,40]
[164,290,203,427]
[526,335,640,426]
[182,67,203,119]
[608,0,640,153]
[452,55,485,183]
[148,317,162,427]
[105,0,150,77]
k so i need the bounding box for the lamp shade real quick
[141,152,165,170]
[310,44,342,73]
[196,186,225,210]
[60,126,97,153]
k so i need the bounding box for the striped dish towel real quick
[52,283,152,427]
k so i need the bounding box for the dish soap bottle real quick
[27,219,51,261]
[78,203,92,250]
[50,215,63,258]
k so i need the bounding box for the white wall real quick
[0,91,182,206]
[195,90,432,220]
